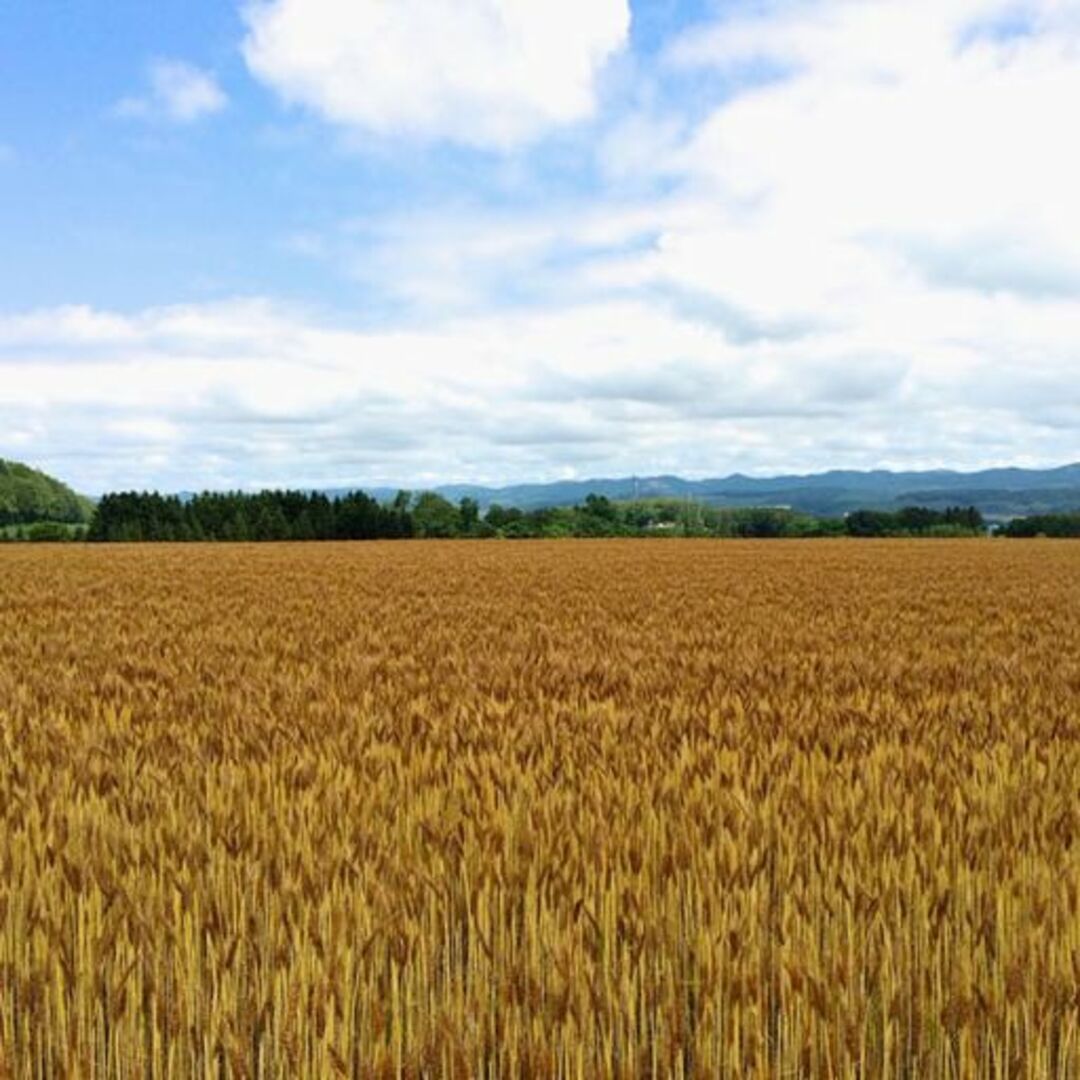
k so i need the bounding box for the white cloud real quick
[106,417,183,444]
[597,112,687,183]
[1,290,1078,494]
[116,60,227,123]
[649,0,1080,323]
[334,200,662,313]
[0,305,140,347]
[241,0,630,148]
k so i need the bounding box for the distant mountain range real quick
[326,463,1080,520]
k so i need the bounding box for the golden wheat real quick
[0,540,1078,1077]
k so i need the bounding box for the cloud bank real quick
[2,287,1077,495]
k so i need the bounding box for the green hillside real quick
[0,459,93,526]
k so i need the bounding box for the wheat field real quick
[1,540,1078,1078]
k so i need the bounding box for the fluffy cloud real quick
[116,60,227,123]
[1,290,1076,494]
[651,0,1080,320]
[241,0,630,147]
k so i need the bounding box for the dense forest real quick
[68,489,995,542]
[86,490,414,542]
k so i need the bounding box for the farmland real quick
[1,541,1078,1077]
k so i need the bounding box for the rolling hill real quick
[0,459,94,526]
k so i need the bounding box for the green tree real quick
[223,510,251,542]
[27,521,72,542]
[412,492,461,538]
[252,502,289,541]
[485,504,522,531]
[292,510,316,541]
[458,497,480,535]
[583,493,617,521]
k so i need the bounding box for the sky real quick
[1,0,1079,494]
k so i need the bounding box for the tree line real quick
[997,512,1080,538]
[842,505,986,537]
[86,490,414,542]
[41,489,1000,542]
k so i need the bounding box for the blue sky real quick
[2,0,1078,493]
[0,0,708,314]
